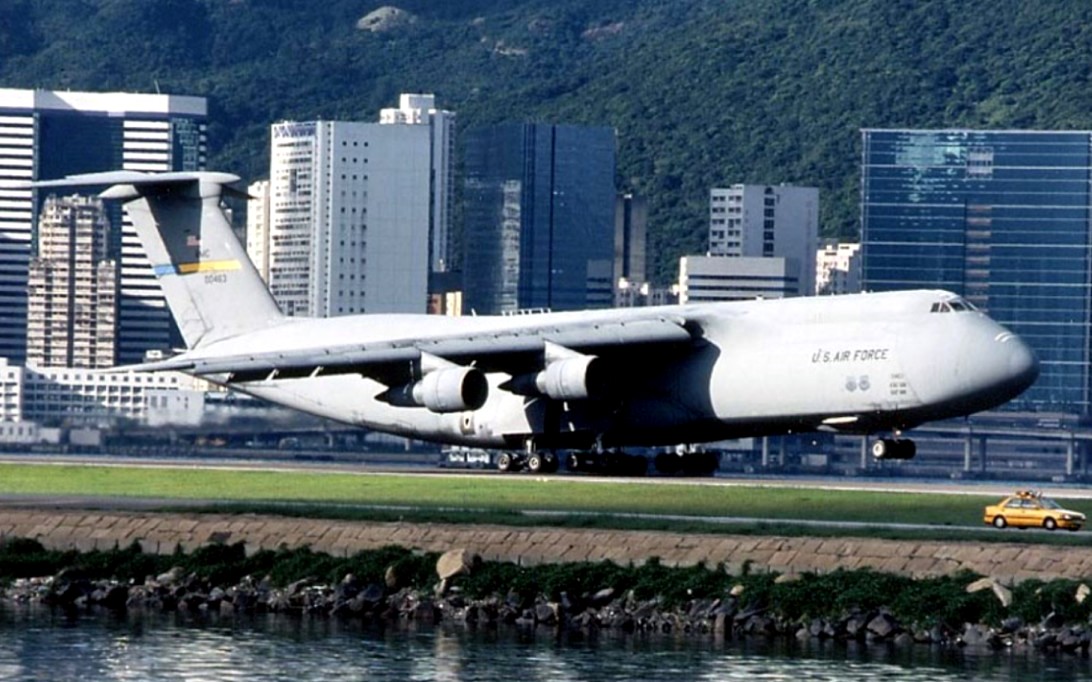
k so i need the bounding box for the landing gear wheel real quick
[496,452,515,472]
[542,453,559,474]
[870,439,889,459]
[993,516,1007,529]
[526,453,544,474]
[1044,518,1058,531]
[871,438,916,460]
[565,453,582,472]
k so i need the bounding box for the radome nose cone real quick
[1007,336,1039,390]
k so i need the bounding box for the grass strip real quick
[1,462,1091,545]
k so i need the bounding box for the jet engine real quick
[384,362,488,413]
[534,354,606,400]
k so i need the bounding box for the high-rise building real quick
[462,123,616,315]
[709,184,819,295]
[816,240,861,295]
[254,119,430,317]
[245,180,271,284]
[614,193,648,299]
[380,93,455,275]
[0,88,207,364]
[860,128,1092,414]
[677,256,801,304]
[25,195,117,369]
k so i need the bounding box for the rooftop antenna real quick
[153,79,161,94]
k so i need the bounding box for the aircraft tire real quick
[542,453,559,474]
[654,453,679,475]
[870,439,889,459]
[526,453,544,474]
[565,453,582,472]
[496,452,515,472]
[897,439,917,459]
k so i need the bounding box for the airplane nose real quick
[1002,333,1039,391]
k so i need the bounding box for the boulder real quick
[589,588,615,607]
[965,577,1012,607]
[960,623,990,647]
[1077,583,1091,605]
[384,565,403,590]
[867,612,899,639]
[535,602,558,625]
[436,549,478,581]
[893,632,915,648]
[1041,611,1065,630]
[155,567,185,586]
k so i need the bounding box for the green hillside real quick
[2,0,1090,283]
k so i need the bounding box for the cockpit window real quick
[931,297,978,313]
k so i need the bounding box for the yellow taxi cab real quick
[983,490,1085,531]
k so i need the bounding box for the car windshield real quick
[1040,497,1063,510]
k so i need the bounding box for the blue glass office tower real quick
[861,129,1092,414]
[0,89,206,365]
[462,123,616,315]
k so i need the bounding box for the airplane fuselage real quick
[212,289,1038,450]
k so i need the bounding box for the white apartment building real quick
[26,195,118,369]
[253,118,431,317]
[709,184,819,296]
[0,357,205,425]
[816,241,861,295]
[380,93,455,274]
[246,180,271,283]
[0,89,207,365]
[677,255,801,304]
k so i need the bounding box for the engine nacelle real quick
[386,367,488,413]
[534,355,606,400]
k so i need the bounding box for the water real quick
[0,606,1088,681]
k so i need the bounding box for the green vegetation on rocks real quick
[3,537,1091,638]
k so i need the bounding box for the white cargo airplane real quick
[30,171,1039,472]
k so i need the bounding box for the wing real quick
[126,314,697,392]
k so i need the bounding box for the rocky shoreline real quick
[1,539,1091,656]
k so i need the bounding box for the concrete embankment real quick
[0,509,1089,583]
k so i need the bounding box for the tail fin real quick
[32,171,284,350]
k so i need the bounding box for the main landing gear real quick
[870,437,917,461]
[495,450,560,474]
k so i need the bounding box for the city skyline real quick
[0,88,207,365]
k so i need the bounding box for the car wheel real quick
[1044,517,1057,531]
[992,516,1007,529]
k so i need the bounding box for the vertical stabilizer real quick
[32,171,284,349]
